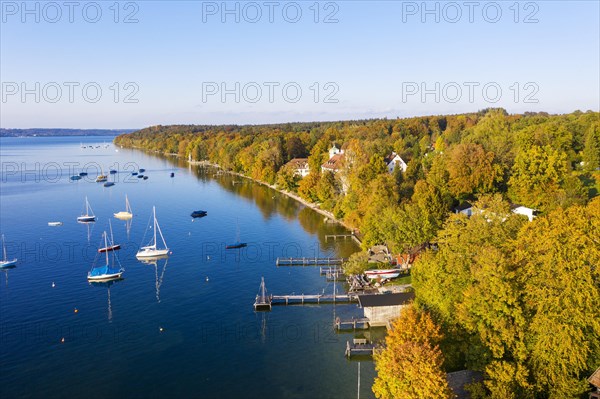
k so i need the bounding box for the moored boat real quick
[136,207,169,259]
[114,195,133,220]
[88,231,124,281]
[191,210,207,218]
[0,235,17,268]
[77,196,96,222]
[48,222,63,226]
[104,182,115,187]
[225,242,247,249]
[70,175,82,181]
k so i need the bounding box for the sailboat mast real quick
[153,206,157,247]
[104,232,109,264]
[2,235,6,261]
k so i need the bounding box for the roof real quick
[383,152,403,165]
[454,201,473,212]
[590,367,600,388]
[447,370,484,399]
[357,292,415,308]
[286,158,309,169]
[322,154,345,171]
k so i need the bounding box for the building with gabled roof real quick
[286,158,309,177]
[383,152,407,174]
[321,153,345,173]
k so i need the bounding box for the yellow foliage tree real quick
[373,304,455,399]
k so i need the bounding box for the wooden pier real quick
[319,266,343,274]
[271,293,358,305]
[325,234,362,246]
[253,277,272,310]
[325,234,354,242]
[345,338,377,358]
[276,257,346,266]
[335,316,370,331]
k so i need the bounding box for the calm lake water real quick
[0,136,377,399]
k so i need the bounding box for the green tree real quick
[508,145,569,211]
[514,199,600,398]
[582,122,600,172]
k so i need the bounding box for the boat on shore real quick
[364,268,402,280]
[77,197,96,222]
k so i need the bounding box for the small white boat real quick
[136,207,169,259]
[48,222,63,226]
[77,196,96,222]
[114,195,133,220]
[364,268,402,280]
[0,235,17,268]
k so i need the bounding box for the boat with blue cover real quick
[88,231,124,281]
[191,210,207,218]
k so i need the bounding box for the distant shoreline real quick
[0,129,136,138]
[189,159,363,246]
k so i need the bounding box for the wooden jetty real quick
[253,277,272,310]
[325,234,354,242]
[271,293,358,305]
[319,266,343,275]
[345,338,377,358]
[335,316,370,331]
[276,257,346,266]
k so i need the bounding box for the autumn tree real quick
[446,143,502,198]
[508,145,569,211]
[582,121,600,172]
[373,303,454,399]
[514,198,600,398]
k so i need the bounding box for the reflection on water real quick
[0,137,375,399]
[90,278,124,322]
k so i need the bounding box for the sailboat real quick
[88,231,124,281]
[136,207,169,258]
[96,167,107,182]
[114,195,133,220]
[0,235,17,268]
[98,220,121,252]
[77,196,96,222]
[226,219,246,249]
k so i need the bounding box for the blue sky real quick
[1,0,599,128]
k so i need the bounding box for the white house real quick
[511,205,539,222]
[328,144,343,159]
[383,152,407,174]
[286,158,310,177]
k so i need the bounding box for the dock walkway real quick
[345,339,378,358]
[276,257,346,266]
